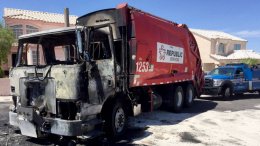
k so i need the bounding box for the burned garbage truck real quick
[9,4,204,138]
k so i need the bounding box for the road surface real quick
[0,94,260,146]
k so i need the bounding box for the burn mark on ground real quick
[203,119,217,125]
[122,126,150,140]
[180,132,202,143]
[221,139,242,146]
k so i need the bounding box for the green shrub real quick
[0,67,4,78]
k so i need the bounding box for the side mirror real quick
[76,30,83,54]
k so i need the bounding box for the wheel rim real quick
[225,88,231,97]
[188,88,193,103]
[177,91,183,107]
[114,107,125,133]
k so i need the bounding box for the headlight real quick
[213,79,223,86]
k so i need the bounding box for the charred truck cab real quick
[9,27,88,137]
[9,4,204,138]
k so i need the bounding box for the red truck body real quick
[118,4,204,95]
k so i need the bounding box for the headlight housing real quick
[213,79,223,87]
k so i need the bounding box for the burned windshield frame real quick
[84,26,91,61]
[15,42,24,67]
[85,25,114,61]
[36,36,43,66]
[16,30,80,66]
[76,24,115,61]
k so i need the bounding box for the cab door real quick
[87,26,116,104]
[233,68,248,92]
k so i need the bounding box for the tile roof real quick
[3,8,78,24]
[211,50,260,60]
[226,50,260,60]
[190,29,247,42]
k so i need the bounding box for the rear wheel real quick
[222,86,232,98]
[171,86,184,112]
[105,101,127,138]
[184,84,195,107]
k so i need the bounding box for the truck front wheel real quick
[105,101,127,138]
[222,86,232,98]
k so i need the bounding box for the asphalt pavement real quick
[0,93,259,145]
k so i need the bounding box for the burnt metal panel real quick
[87,60,115,104]
[44,118,82,136]
[77,9,116,26]
[76,9,125,40]
[18,120,38,137]
[9,111,18,127]
[51,63,86,100]
[19,77,56,114]
[77,8,126,26]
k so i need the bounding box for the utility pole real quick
[64,8,70,27]
[64,8,70,60]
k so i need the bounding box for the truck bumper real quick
[9,111,82,137]
[203,87,222,95]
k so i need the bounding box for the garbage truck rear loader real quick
[9,4,204,138]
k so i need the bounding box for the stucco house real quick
[1,8,78,74]
[190,29,247,71]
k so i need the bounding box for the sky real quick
[0,0,260,52]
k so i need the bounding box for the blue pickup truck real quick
[203,63,260,98]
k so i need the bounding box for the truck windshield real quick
[208,68,234,76]
[17,29,79,66]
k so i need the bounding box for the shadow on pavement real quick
[182,99,218,113]
[101,99,218,145]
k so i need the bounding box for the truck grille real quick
[27,73,43,78]
[204,78,213,87]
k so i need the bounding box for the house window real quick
[10,25,23,39]
[32,50,40,65]
[234,44,241,50]
[218,43,225,54]
[26,25,39,34]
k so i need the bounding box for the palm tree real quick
[241,58,259,67]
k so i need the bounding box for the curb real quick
[0,96,12,103]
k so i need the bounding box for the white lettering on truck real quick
[157,42,184,64]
